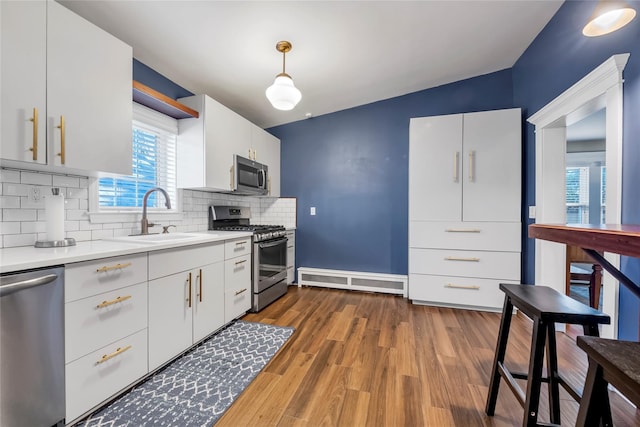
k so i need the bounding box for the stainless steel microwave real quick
[232,154,268,195]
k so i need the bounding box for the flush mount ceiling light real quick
[265,41,302,111]
[583,0,637,37]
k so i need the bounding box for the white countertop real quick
[0,231,253,274]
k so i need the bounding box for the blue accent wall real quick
[269,70,514,276]
[513,0,640,340]
[133,59,193,99]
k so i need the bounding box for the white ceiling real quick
[60,0,564,129]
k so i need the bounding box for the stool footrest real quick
[498,362,526,405]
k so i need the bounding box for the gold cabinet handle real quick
[444,256,480,262]
[96,295,132,309]
[453,151,459,182]
[198,269,203,302]
[235,241,246,246]
[235,288,248,296]
[445,283,481,290]
[96,262,132,273]
[468,150,475,182]
[96,345,132,365]
[187,272,192,308]
[445,228,481,233]
[235,259,247,266]
[56,115,65,164]
[29,107,38,161]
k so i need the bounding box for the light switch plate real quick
[528,206,536,219]
[310,207,316,216]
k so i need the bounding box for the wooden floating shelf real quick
[132,80,199,119]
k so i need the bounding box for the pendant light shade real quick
[583,0,636,37]
[266,41,302,111]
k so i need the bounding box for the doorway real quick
[528,54,629,339]
[565,109,606,310]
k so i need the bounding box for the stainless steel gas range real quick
[209,206,288,312]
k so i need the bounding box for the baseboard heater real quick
[297,267,407,297]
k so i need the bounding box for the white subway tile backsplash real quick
[3,183,29,197]
[3,209,37,222]
[21,171,52,186]
[0,169,20,183]
[3,233,37,248]
[53,175,80,188]
[21,221,46,234]
[1,196,21,209]
[0,222,21,235]
[1,167,297,248]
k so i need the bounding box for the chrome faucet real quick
[141,187,172,234]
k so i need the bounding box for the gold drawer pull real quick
[96,345,132,365]
[446,283,480,290]
[235,241,247,246]
[96,295,132,309]
[235,259,247,266]
[445,228,481,233]
[444,256,480,262]
[235,288,248,296]
[96,262,132,273]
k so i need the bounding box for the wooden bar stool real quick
[485,283,611,427]
[576,336,640,427]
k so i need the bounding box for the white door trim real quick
[527,54,629,339]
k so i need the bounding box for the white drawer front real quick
[149,242,224,280]
[287,246,295,269]
[410,248,520,280]
[66,253,147,303]
[65,282,148,363]
[225,286,251,323]
[225,254,251,291]
[224,237,252,260]
[65,329,148,423]
[286,231,295,247]
[409,274,518,310]
[410,221,521,252]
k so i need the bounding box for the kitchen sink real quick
[110,233,208,244]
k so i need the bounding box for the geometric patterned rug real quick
[75,321,295,427]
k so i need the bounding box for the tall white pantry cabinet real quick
[408,108,522,311]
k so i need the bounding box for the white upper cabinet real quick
[250,123,281,197]
[409,108,521,223]
[177,94,281,196]
[1,1,47,164]
[1,0,132,175]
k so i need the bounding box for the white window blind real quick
[99,103,177,209]
[566,166,590,223]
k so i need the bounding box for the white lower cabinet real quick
[148,243,225,371]
[224,253,251,322]
[65,329,148,422]
[64,254,148,423]
[63,238,249,422]
[224,237,252,323]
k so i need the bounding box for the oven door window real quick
[258,239,287,280]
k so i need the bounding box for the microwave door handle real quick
[259,169,267,189]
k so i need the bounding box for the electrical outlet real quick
[310,207,316,216]
[29,186,41,203]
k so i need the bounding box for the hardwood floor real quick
[216,286,639,426]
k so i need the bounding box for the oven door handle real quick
[258,237,287,249]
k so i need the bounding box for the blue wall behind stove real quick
[269,69,515,276]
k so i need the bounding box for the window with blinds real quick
[566,166,590,223]
[98,103,177,209]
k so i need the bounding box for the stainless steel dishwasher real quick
[1,266,65,427]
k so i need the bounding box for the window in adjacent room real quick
[98,103,177,210]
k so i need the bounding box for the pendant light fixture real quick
[583,0,636,37]
[265,41,302,111]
